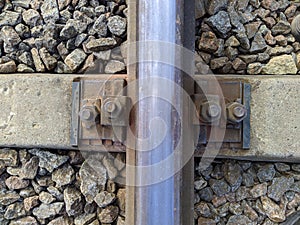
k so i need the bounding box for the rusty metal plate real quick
[193,78,251,152]
[71,77,129,152]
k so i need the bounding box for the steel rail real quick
[126,0,195,224]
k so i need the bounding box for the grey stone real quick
[0,149,18,166]
[229,202,243,215]
[292,164,300,172]
[245,22,262,39]
[261,196,286,222]
[205,0,228,15]
[1,26,21,50]
[12,0,31,8]
[206,11,232,38]
[257,53,270,62]
[257,164,276,182]
[228,7,244,30]
[267,46,294,56]
[52,164,75,187]
[210,57,229,70]
[0,191,20,206]
[225,46,238,60]
[242,172,255,187]
[9,216,38,225]
[85,38,117,52]
[198,31,219,53]
[20,156,39,179]
[225,36,240,47]
[30,48,46,72]
[48,216,73,225]
[262,55,298,75]
[275,163,290,172]
[0,61,17,73]
[57,0,72,10]
[55,61,72,74]
[272,21,291,35]
[17,64,34,73]
[64,187,83,216]
[209,179,230,196]
[39,191,56,204]
[108,16,127,36]
[4,202,25,220]
[268,177,294,201]
[250,183,268,198]
[15,24,30,38]
[28,149,69,173]
[226,215,254,225]
[236,186,250,201]
[0,11,21,27]
[196,0,206,19]
[75,34,88,47]
[39,47,57,70]
[60,19,86,39]
[195,202,211,217]
[47,186,64,201]
[32,202,64,219]
[74,213,96,225]
[105,60,125,74]
[22,9,42,27]
[116,188,126,214]
[236,31,250,50]
[250,33,267,53]
[57,42,69,60]
[194,178,207,191]
[199,187,214,202]
[94,191,116,208]
[24,195,39,211]
[41,0,60,23]
[64,49,87,72]
[5,176,29,190]
[223,161,243,191]
[79,156,107,203]
[90,14,107,37]
[98,205,119,224]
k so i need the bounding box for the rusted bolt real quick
[227,102,247,123]
[81,108,92,120]
[104,101,117,113]
[103,98,122,119]
[79,105,100,129]
[201,101,221,123]
[233,105,246,118]
[207,104,221,118]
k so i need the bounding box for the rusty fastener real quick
[226,102,247,123]
[103,98,122,119]
[79,105,100,129]
[200,101,221,123]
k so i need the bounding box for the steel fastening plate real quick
[71,77,130,152]
[193,78,251,151]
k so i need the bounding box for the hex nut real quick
[200,101,221,123]
[226,102,247,123]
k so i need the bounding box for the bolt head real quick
[104,101,117,113]
[207,104,221,118]
[81,108,92,120]
[233,106,246,118]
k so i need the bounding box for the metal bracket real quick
[71,78,131,152]
[193,79,251,150]
[71,77,250,152]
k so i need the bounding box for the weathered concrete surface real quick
[0,74,77,149]
[199,75,300,161]
[0,74,299,161]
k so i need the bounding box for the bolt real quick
[207,104,221,118]
[233,106,246,118]
[104,101,117,113]
[81,108,92,120]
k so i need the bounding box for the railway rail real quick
[0,0,300,225]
